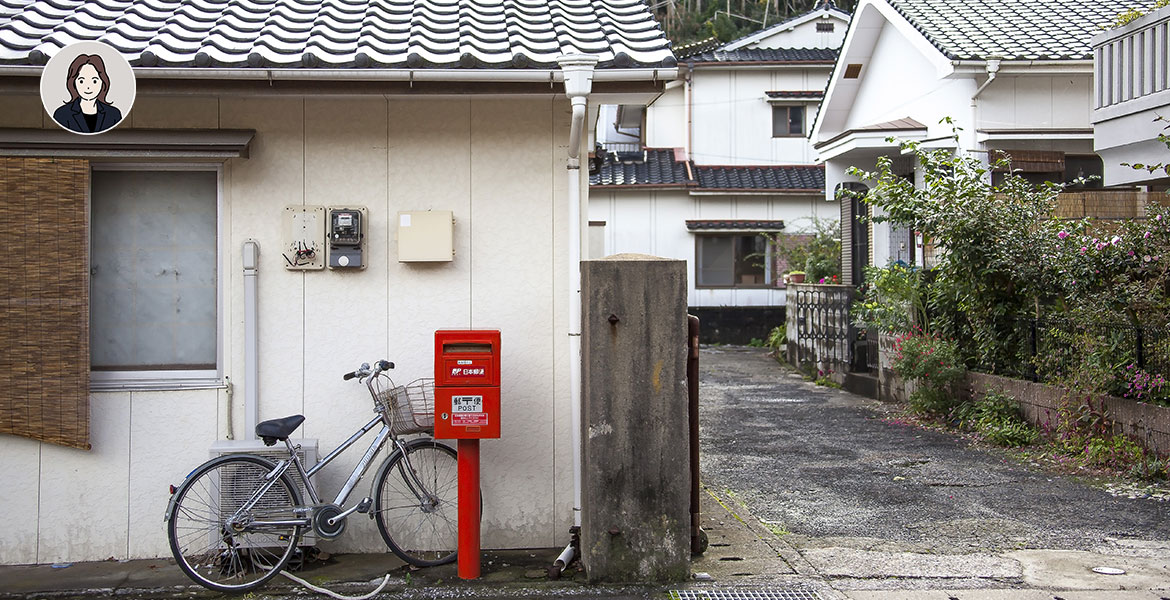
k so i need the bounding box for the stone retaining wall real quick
[964,373,1170,458]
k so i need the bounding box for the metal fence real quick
[786,284,855,374]
[971,318,1170,384]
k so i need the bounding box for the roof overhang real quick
[976,128,1094,143]
[0,128,255,159]
[688,189,822,196]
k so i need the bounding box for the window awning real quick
[0,129,256,159]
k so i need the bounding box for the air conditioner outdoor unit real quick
[209,439,320,547]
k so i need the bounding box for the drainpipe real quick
[242,239,260,440]
[554,53,597,574]
[969,58,1001,156]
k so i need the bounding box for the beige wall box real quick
[327,206,369,270]
[398,210,455,262]
[282,205,326,270]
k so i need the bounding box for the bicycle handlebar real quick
[342,360,394,381]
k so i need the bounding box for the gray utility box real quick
[580,254,689,583]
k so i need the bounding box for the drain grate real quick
[670,591,824,600]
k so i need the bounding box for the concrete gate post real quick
[580,254,690,583]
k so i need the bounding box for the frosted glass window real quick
[697,234,772,288]
[697,236,734,286]
[90,170,217,370]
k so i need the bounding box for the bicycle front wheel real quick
[373,439,459,566]
[167,454,303,593]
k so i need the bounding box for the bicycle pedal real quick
[356,497,372,514]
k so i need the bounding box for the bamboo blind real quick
[0,157,90,450]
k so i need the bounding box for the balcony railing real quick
[1093,6,1170,112]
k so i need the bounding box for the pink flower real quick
[1158,214,1163,221]
[1145,255,1152,262]
[1144,231,1152,239]
[1058,231,1069,239]
[1080,247,1087,253]
[1111,236,1121,245]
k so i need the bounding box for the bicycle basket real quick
[376,378,434,436]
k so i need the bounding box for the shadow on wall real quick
[689,306,785,345]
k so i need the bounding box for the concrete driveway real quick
[697,345,1170,594]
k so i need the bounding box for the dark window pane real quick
[698,236,734,286]
[788,106,804,135]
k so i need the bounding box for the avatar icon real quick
[52,53,123,134]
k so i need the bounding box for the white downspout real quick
[242,239,260,440]
[969,58,1001,155]
[555,53,597,573]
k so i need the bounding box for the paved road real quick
[698,345,1170,590]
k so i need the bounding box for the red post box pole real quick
[457,438,481,579]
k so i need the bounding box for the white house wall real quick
[691,68,829,165]
[646,85,687,149]
[977,75,1093,131]
[590,189,835,307]
[0,93,574,563]
[845,20,974,142]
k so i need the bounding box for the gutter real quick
[0,65,676,82]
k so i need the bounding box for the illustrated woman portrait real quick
[53,54,122,134]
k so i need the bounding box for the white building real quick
[811,0,1143,285]
[0,0,675,565]
[590,1,851,342]
[1091,4,1170,188]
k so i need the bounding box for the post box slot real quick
[442,343,493,353]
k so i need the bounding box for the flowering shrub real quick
[1123,365,1168,403]
[891,330,965,414]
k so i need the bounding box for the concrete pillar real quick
[580,254,689,583]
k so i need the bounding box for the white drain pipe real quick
[556,53,597,570]
[242,239,260,440]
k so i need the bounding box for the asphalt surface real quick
[698,346,1170,555]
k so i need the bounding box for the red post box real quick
[434,329,500,580]
[434,330,501,439]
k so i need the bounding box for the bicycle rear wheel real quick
[167,454,303,593]
[373,439,459,566]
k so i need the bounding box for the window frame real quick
[771,105,806,138]
[89,162,225,391]
[694,233,776,289]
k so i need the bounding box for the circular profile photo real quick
[39,41,135,135]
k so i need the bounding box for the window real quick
[696,235,772,288]
[772,105,805,137]
[90,167,220,385]
[816,21,835,32]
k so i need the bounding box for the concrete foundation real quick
[580,254,690,583]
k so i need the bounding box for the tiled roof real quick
[694,164,825,191]
[686,219,785,231]
[0,0,676,69]
[685,47,838,64]
[766,90,824,99]
[590,148,825,192]
[590,148,694,187]
[672,36,719,60]
[887,0,1135,60]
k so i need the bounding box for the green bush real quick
[765,325,786,351]
[892,331,965,415]
[955,390,1038,447]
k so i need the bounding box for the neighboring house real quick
[590,1,850,342]
[0,0,675,564]
[1091,4,1170,188]
[811,0,1148,286]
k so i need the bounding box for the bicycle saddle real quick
[256,415,305,445]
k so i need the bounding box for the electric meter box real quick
[326,206,368,270]
[434,330,500,439]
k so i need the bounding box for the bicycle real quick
[165,360,459,593]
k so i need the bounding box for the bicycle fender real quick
[164,453,282,522]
